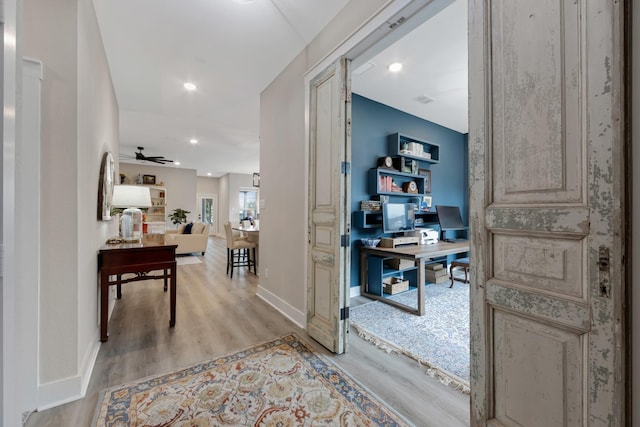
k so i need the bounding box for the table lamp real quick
[111,185,152,242]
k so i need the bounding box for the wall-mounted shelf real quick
[354,210,439,230]
[388,132,440,164]
[368,168,427,196]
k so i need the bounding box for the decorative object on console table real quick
[111,185,152,242]
[97,151,115,221]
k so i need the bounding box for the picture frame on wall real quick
[253,172,260,187]
[143,174,156,185]
[418,169,431,193]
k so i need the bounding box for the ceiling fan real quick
[130,146,174,164]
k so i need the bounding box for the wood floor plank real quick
[25,236,469,426]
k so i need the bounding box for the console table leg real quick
[163,269,168,292]
[100,271,109,342]
[116,274,122,299]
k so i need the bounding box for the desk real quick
[360,241,469,316]
[98,241,178,342]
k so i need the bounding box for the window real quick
[239,189,257,221]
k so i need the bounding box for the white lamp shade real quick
[111,185,152,208]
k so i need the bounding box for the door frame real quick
[303,0,460,347]
[197,194,217,235]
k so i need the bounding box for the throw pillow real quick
[183,222,193,234]
[191,222,205,235]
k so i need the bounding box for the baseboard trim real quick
[256,285,305,329]
[37,375,84,411]
[350,285,361,298]
[37,333,101,411]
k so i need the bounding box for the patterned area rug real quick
[93,334,410,426]
[351,282,470,393]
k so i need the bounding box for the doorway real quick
[306,0,627,424]
[198,194,216,236]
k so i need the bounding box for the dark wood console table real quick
[360,241,469,316]
[98,241,178,342]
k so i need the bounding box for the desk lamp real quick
[111,185,152,242]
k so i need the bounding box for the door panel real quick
[469,0,625,425]
[493,310,584,426]
[306,57,351,353]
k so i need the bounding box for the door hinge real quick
[340,306,350,320]
[599,246,610,298]
[340,234,350,247]
[341,161,351,175]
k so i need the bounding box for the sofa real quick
[164,222,210,255]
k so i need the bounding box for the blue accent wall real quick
[350,94,468,287]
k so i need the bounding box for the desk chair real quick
[449,257,469,288]
[224,222,256,278]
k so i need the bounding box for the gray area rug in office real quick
[351,281,470,393]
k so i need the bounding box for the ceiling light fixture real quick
[174,161,181,166]
[189,138,198,144]
[388,62,403,72]
[232,0,255,4]
[207,173,212,176]
[183,82,197,91]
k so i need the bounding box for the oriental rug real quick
[93,334,410,426]
[351,282,470,393]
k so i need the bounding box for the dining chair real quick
[224,222,256,278]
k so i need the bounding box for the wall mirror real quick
[98,151,115,220]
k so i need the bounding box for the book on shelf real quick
[360,200,381,211]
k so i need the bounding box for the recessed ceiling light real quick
[174,161,181,166]
[207,172,212,176]
[183,82,197,91]
[388,62,403,72]
[189,138,198,144]
[232,0,255,4]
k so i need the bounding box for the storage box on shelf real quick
[366,255,417,297]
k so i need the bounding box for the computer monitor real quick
[382,203,415,235]
[436,205,465,230]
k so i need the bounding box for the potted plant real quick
[168,208,190,227]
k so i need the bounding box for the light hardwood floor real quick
[25,237,469,427]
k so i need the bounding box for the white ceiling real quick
[93,0,467,178]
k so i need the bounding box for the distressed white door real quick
[306,57,351,353]
[469,1,625,425]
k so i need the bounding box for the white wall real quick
[227,173,255,225]
[258,0,388,325]
[119,163,198,228]
[21,0,120,410]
